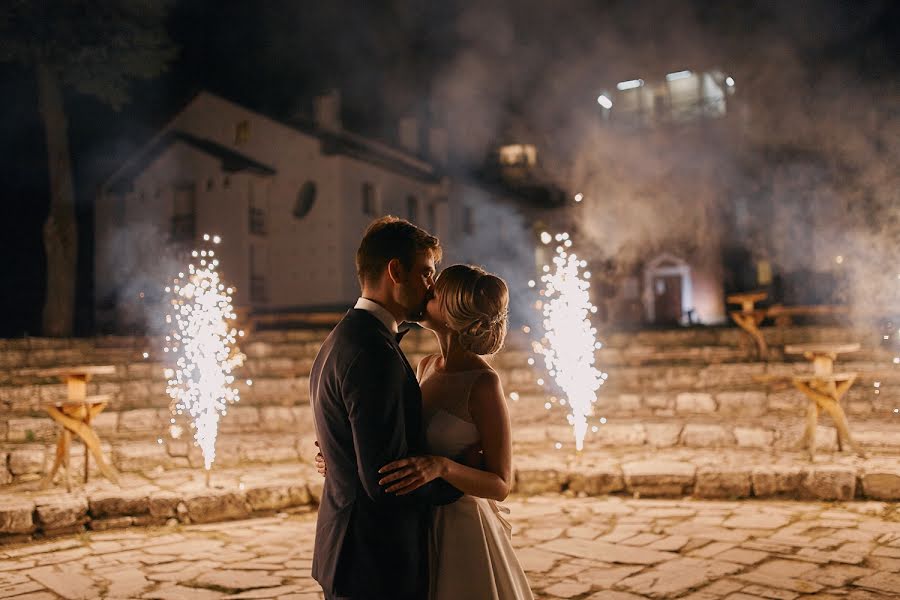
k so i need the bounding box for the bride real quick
[318,264,534,600]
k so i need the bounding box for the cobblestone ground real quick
[1,496,899,599]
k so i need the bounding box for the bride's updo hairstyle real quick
[434,264,509,356]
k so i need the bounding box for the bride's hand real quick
[378,455,448,495]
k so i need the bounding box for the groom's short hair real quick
[356,216,441,287]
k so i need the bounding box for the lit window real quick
[294,182,316,219]
[235,120,250,145]
[498,144,537,167]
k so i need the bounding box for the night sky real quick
[1,0,897,337]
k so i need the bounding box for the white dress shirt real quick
[354,297,400,334]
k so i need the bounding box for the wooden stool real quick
[30,366,120,491]
[726,292,769,358]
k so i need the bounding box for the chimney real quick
[427,127,449,166]
[314,89,342,132]
[398,116,419,154]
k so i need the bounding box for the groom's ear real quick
[387,258,406,284]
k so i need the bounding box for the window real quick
[462,205,474,235]
[426,202,436,232]
[407,195,418,223]
[234,120,251,145]
[248,183,266,235]
[498,144,537,167]
[250,244,267,302]
[171,184,196,242]
[362,183,378,216]
[294,182,317,219]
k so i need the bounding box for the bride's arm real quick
[379,372,512,502]
[440,372,512,501]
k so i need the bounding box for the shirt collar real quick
[354,297,400,334]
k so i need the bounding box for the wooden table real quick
[30,365,121,491]
[784,343,866,460]
[727,291,769,357]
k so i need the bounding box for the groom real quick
[309,217,463,600]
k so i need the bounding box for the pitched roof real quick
[106,130,276,193]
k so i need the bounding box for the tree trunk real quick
[36,60,78,337]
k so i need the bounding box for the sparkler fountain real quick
[163,234,245,487]
[530,232,607,452]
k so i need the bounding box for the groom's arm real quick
[343,348,462,507]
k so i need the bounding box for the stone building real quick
[95,91,562,331]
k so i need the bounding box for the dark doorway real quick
[653,275,682,324]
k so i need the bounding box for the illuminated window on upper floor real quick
[235,120,251,145]
[498,144,537,167]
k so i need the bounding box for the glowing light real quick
[554,442,562,450]
[164,235,245,472]
[540,232,552,244]
[835,255,844,264]
[528,280,536,288]
[616,79,644,91]
[523,326,531,333]
[510,392,520,402]
[666,70,692,81]
[574,193,584,202]
[725,76,735,87]
[531,234,605,451]
[597,94,613,109]
[142,352,149,359]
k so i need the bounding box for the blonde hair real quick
[434,264,509,355]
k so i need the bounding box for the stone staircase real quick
[2,324,899,488]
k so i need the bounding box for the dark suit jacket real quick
[310,309,463,599]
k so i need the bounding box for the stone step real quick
[510,418,900,454]
[2,449,898,544]
[5,413,900,488]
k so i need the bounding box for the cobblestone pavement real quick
[1,496,899,599]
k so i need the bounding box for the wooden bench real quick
[766,304,849,327]
[727,292,850,358]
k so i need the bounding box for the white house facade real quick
[96,91,549,331]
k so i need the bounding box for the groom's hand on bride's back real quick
[314,441,327,477]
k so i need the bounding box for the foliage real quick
[0,0,178,108]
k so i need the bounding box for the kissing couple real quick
[310,216,534,599]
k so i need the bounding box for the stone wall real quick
[2,325,899,485]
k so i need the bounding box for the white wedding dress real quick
[419,355,534,600]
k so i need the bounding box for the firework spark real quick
[164,235,244,472]
[533,232,606,451]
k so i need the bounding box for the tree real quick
[0,0,177,336]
